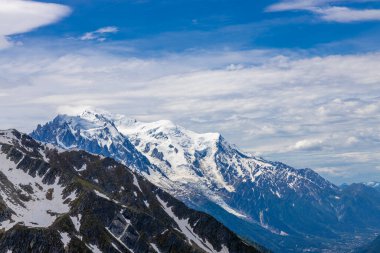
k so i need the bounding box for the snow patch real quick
[157,195,228,253]
[106,226,134,253]
[60,232,71,249]
[111,242,122,253]
[94,190,112,201]
[76,164,87,172]
[217,201,247,218]
[87,243,102,253]
[150,243,162,253]
[133,174,143,192]
[0,152,76,230]
[70,214,82,232]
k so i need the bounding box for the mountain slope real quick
[363,182,380,192]
[31,110,380,252]
[0,129,264,253]
[357,235,380,253]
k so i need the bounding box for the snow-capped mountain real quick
[0,129,263,253]
[31,110,380,252]
[31,111,156,174]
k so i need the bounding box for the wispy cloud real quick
[267,0,380,23]
[267,0,331,12]
[314,166,350,177]
[80,26,119,42]
[0,0,70,49]
[318,7,380,22]
[288,139,326,151]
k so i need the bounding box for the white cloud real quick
[56,105,95,116]
[346,136,359,145]
[314,166,350,177]
[267,0,380,23]
[0,36,11,49]
[80,26,119,41]
[0,0,70,48]
[267,0,329,12]
[333,152,379,163]
[318,7,380,22]
[0,48,380,183]
[289,139,325,151]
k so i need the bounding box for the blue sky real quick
[22,0,380,53]
[1,0,380,184]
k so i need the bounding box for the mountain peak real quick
[69,109,223,145]
[117,116,222,145]
[31,112,154,173]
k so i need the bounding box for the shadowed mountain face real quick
[362,182,380,192]
[357,235,380,253]
[0,129,265,253]
[31,110,380,252]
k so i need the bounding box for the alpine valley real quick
[30,110,380,252]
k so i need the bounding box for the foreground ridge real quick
[0,129,265,253]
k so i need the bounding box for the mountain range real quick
[363,182,380,192]
[30,110,380,252]
[0,129,264,253]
